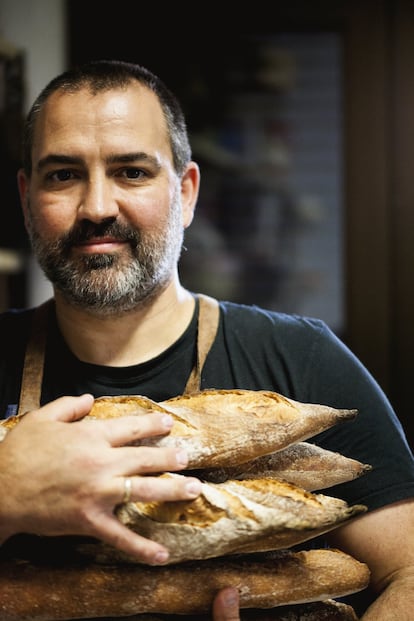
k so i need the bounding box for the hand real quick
[0,393,202,564]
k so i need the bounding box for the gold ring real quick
[122,477,132,504]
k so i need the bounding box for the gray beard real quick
[26,194,185,316]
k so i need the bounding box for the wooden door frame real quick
[389,0,414,445]
[342,1,391,394]
[316,0,414,446]
[262,0,413,444]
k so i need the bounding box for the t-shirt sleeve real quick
[298,319,414,510]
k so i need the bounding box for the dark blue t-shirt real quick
[1,296,413,513]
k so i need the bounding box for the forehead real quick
[32,83,171,158]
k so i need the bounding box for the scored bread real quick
[0,390,359,469]
[158,389,358,467]
[71,473,367,565]
[195,441,372,491]
[0,549,370,620]
[119,599,359,621]
[0,388,371,621]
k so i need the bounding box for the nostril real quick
[94,216,117,228]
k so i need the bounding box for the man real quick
[0,59,413,620]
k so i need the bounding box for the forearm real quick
[361,569,414,620]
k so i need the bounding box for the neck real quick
[53,277,195,366]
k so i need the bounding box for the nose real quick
[77,175,119,223]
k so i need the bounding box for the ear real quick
[17,168,30,229]
[180,161,200,229]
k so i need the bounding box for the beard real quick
[26,191,185,316]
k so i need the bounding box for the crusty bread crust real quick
[0,549,369,619]
[76,473,365,564]
[196,441,372,491]
[0,389,369,620]
[119,599,359,621]
[158,390,358,467]
[0,390,358,469]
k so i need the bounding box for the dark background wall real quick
[66,0,414,449]
[1,0,413,448]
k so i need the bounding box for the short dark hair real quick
[22,59,192,176]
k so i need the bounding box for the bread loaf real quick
[0,549,369,620]
[158,389,358,467]
[66,473,365,565]
[118,599,359,621]
[0,389,370,621]
[0,390,358,468]
[0,390,359,473]
[195,441,371,490]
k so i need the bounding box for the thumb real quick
[35,393,95,423]
[212,587,240,621]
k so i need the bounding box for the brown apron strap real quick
[184,294,220,394]
[17,293,220,413]
[17,299,53,415]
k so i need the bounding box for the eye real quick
[120,167,148,180]
[48,169,77,182]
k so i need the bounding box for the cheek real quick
[124,191,174,230]
[28,199,76,238]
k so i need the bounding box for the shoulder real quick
[218,300,333,346]
[218,299,323,325]
[0,306,35,335]
[212,299,379,407]
[207,299,348,399]
[0,307,37,419]
[0,306,36,360]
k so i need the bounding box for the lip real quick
[74,238,127,253]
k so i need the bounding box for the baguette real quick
[119,599,359,620]
[158,389,358,467]
[194,441,372,490]
[0,389,370,620]
[72,473,366,565]
[0,390,358,468]
[0,549,370,620]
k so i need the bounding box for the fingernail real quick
[224,590,238,607]
[153,550,169,565]
[162,415,174,429]
[185,479,202,496]
[176,450,189,467]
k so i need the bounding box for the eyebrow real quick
[106,152,162,170]
[36,152,162,173]
[36,154,82,172]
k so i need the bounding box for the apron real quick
[17,294,220,415]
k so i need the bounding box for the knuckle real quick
[136,449,159,471]
[134,476,154,499]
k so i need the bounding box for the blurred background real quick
[1,0,413,448]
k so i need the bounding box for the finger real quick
[99,412,175,447]
[89,512,171,565]
[26,394,95,423]
[113,472,202,506]
[116,444,192,476]
[212,587,240,621]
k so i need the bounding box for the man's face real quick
[18,84,197,314]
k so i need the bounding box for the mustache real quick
[61,220,140,249]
